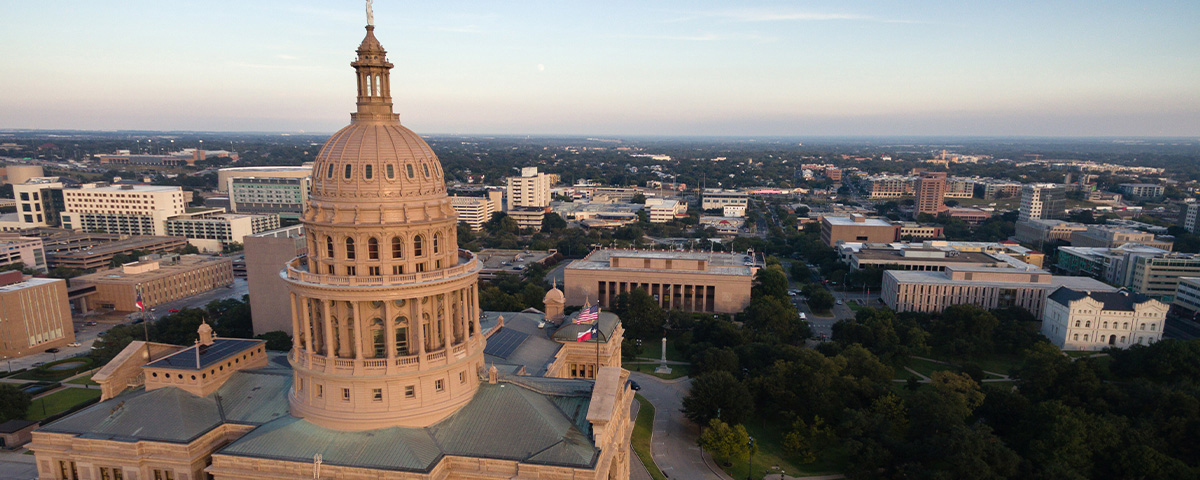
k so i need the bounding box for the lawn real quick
[631,394,667,480]
[65,373,99,386]
[624,362,691,380]
[952,197,1019,210]
[716,417,846,479]
[638,338,686,363]
[900,354,1023,380]
[25,388,102,421]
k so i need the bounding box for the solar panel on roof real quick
[483,328,528,359]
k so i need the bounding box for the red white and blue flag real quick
[576,323,598,342]
[575,305,599,324]
[135,291,145,311]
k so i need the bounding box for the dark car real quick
[84,321,98,326]
[629,381,641,391]
[44,348,60,354]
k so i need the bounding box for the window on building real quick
[386,164,395,179]
[406,164,415,178]
[459,371,466,384]
[368,266,380,276]
[1085,321,1090,328]
[344,164,353,179]
[326,236,335,258]
[435,379,444,392]
[1073,334,1079,341]
[364,164,373,179]
[395,317,409,356]
[346,266,356,276]
[345,237,356,260]
[393,265,404,275]
[1140,323,1146,330]
[405,385,415,398]
[327,164,334,178]
[372,388,383,401]
[342,387,351,401]
[1075,320,1080,327]
[153,470,175,480]
[413,235,424,256]
[1150,323,1157,331]
[317,384,324,398]
[58,461,78,480]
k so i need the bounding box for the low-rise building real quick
[840,240,1042,271]
[722,204,746,217]
[1178,202,1199,234]
[1015,218,1088,246]
[820,215,900,247]
[898,223,943,240]
[227,176,310,217]
[0,235,46,272]
[645,198,687,223]
[700,216,745,234]
[944,207,991,225]
[475,249,560,281]
[1042,287,1166,351]
[1119,183,1164,200]
[975,179,1022,200]
[1127,252,1200,301]
[507,206,547,232]
[72,255,235,311]
[882,266,1115,316]
[865,175,915,199]
[164,209,280,252]
[945,177,975,198]
[450,191,502,231]
[42,233,188,270]
[701,190,749,211]
[1071,224,1173,250]
[564,248,760,314]
[0,271,74,359]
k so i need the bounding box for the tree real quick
[693,347,740,376]
[255,331,293,351]
[928,304,999,359]
[47,266,86,279]
[0,384,32,422]
[630,193,647,204]
[751,266,789,301]
[540,212,568,232]
[485,212,519,235]
[616,288,665,340]
[682,371,753,425]
[698,418,753,463]
[740,296,810,344]
[789,261,811,282]
[176,244,201,255]
[805,287,834,313]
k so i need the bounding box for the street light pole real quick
[746,436,756,480]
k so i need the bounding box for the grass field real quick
[624,362,691,380]
[640,338,686,363]
[631,394,667,480]
[717,417,845,479]
[26,388,101,421]
[65,374,99,386]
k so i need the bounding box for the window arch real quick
[391,236,403,259]
[414,235,424,256]
[386,164,395,179]
[365,164,374,180]
[326,236,335,258]
[432,233,440,254]
[1123,322,1129,329]
[1085,321,1090,328]
[1075,320,1080,327]
[423,164,431,177]
[327,164,334,178]
[370,318,385,358]
[368,237,379,260]
[1103,322,1108,329]
[345,237,356,260]
[406,164,415,178]
[344,164,353,179]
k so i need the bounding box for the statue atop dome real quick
[366,0,374,26]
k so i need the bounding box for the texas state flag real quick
[576,324,598,342]
[135,291,145,311]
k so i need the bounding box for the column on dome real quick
[353,302,364,360]
[413,298,426,355]
[290,293,301,350]
[338,302,352,358]
[302,297,314,354]
[440,294,450,351]
[323,299,334,358]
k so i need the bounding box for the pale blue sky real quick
[2,1,1197,136]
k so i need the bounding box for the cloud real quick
[276,54,298,60]
[616,33,774,42]
[670,9,919,25]
[537,64,545,72]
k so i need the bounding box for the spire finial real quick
[366,0,375,26]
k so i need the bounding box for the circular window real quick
[372,301,383,308]
[152,372,158,378]
[202,373,207,379]
[394,299,406,307]
[191,375,196,380]
[219,365,224,371]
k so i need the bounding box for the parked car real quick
[836,300,844,305]
[168,308,180,313]
[84,321,98,326]
[798,312,807,320]
[67,342,81,347]
[629,381,641,391]
[44,348,60,354]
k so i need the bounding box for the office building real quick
[42,232,187,270]
[915,171,947,216]
[820,215,900,247]
[564,248,760,314]
[645,198,687,223]
[1015,218,1088,245]
[945,177,975,198]
[0,235,46,272]
[1019,184,1066,221]
[227,176,311,217]
[96,148,234,167]
[244,225,306,335]
[72,255,234,311]
[0,271,74,359]
[163,209,280,252]
[1172,277,1200,317]
[1127,253,1200,301]
[701,190,749,211]
[505,166,552,210]
[60,184,187,236]
[975,179,1023,200]
[217,165,312,193]
[723,204,747,217]
[1178,202,1200,234]
[450,191,501,231]
[898,223,944,240]
[0,165,44,185]
[841,240,1041,272]
[1070,225,1173,250]
[1042,287,1166,351]
[865,176,915,199]
[882,266,1115,316]
[11,177,65,228]
[1119,183,1164,200]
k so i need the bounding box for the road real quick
[630,372,731,480]
[3,278,249,373]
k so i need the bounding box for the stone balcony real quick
[289,335,481,376]
[283,250,479,288]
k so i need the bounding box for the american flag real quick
[575,305,599,324]
[135,291,145,311]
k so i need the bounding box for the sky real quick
[1,1,1198,137]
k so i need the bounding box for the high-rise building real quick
[1179,202,1199,234]
[60,184,187,236]
[916,171,947,216]
[1019,184,1066,221]
[450,191,501,231]
[505,166,551,211]
[13,177,65,228]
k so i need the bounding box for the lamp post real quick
[746,436,756,480]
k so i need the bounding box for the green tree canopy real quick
[682,370,754,425]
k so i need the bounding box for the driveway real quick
[630,372,731,480]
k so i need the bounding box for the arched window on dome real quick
[432,233,440,254]
[423,164,431,177]
[327,164,334,178]
[345,237,356,260]
[364,164,373,180]
[344,164,353,179]
[394,316,409,356]
[414,235,424,257]
[391,236,403,259]
[326,236,335,258]
[406,164,415,179]
[386,164,395,179]
[367,237,379,260]
[370,318,385,358]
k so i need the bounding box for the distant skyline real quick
[2,1,1198,137]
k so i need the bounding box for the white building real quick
[645,198,687,223]
[60,184,187,236]
[216,165,313,193]
[723,204,747,217]
[702,190,749,211]
[1019,184,1066,221]
[164,210,280,252]
[1173,277,1200,318]
[0,235,47,272]
[1042,286,1167,351]
[227,176,311,217]
[506,166,552,211]
[1178,202,1199,234]
[1118,183,1164,199]
[13,177,65,228]
[451,191,502,231]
